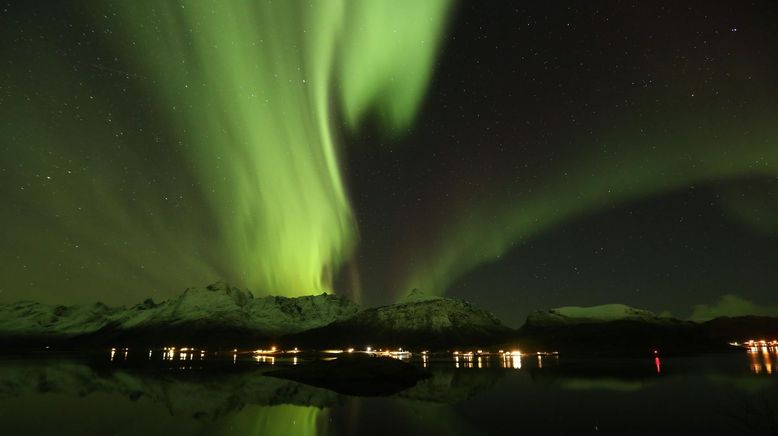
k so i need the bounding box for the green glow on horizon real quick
[110,0,451,296]
[690,294,778,321]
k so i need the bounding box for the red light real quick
[655,357,661,374]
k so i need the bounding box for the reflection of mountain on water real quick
[524,357,662,392]
[0,358,340,419]
[4,352,772,426]
[0,356,510,415]
[0,357,506,410]
[399,368,505,403]
[524,353,778,393]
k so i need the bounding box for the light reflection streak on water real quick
[107,346,558,370]
[108,347,129,361]
[96,347,774,381]
[746,346,778,375]
[500,352,521,369]
[254,355,275,365]
[137,348,563,371]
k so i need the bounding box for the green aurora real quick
[112,0,452,297]
[404,109,778,294]
[1,0,451,300]
[2,1,776,309]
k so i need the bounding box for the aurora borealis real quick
[105,0,451,297]
[1,0,451,300]
[2,1,778,321]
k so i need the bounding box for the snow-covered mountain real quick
[116,282,360,336]
[6,286,770,354]
[517,303,724,355]
[397,288,444,304]
[0,285,509,349]
[0,282,359,346]
[0,301,121,336]
[525,304,666,327]
[286,289,512,348]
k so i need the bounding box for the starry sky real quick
[2,1,777,324]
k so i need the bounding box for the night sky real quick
[2,1,777,325]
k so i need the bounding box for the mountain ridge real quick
[284,293,514,348]
[0,281,359,347]
[2,284,777,354]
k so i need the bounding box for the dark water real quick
[1,349,777,435]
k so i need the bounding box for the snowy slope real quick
[517,304,729,355]
[526,304,665,327]
[0,301,120,336]
[0,282,359,340]
[397,288,444,304]
[551,304,658,321]
[288,290,512,348]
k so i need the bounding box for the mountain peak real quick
[178,281,255,307]
[398,288,443,304]
[205,281,236,293]
[0,283,361,344]
[550,304,657,320]
[526,303,665,327]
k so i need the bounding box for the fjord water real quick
[0,351,777,435]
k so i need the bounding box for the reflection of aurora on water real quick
[1,352,778,434]
[226,405,325,436]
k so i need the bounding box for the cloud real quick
[689,294,778,322]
